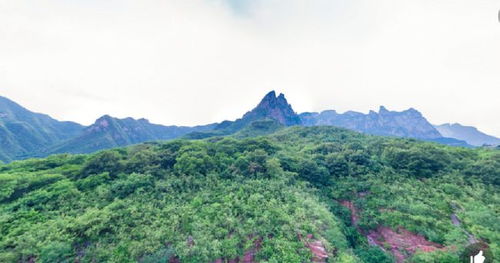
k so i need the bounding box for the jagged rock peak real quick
[257,91,289,107]
[91,115,115,130]
[250,91,301,126]
[262,90,277,100]
[378,106,422,117]
[379,106,389,113]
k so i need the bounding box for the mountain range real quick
[0,92,498,162]
[43,115,216,156]
[300,107,442,139]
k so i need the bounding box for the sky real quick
[1,0,499,136]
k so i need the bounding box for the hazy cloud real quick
[1,0,499,136]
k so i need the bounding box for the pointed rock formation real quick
[214,91,301,133]
[247,91,302,126]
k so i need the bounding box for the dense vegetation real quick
[0,126,498,262]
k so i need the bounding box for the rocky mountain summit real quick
[214,91,301,133]
[246,91,302,126]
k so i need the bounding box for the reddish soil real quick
[367,226,445,263]
[339,199,446,263]
[299,233,329,263]
[307,240,328,262]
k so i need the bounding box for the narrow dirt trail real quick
[450,203,478,245]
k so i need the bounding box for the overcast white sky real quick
[1,0,499,136]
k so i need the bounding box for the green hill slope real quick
[0,126,498,263]
[0,96,84,162]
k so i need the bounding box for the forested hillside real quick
[0,126,498,263]
[0,96,84,162]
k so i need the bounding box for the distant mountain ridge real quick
[190,92,470,147]
[300,106,442,140]
[1,91,497,162]
[435,123,500,146]
[45,115,216,155]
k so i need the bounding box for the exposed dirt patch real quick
[367,226,445,263]
[299,233,329,263]
[307,240,328,262]
[339,199,447,263]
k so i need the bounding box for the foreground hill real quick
[0,126,498,262]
